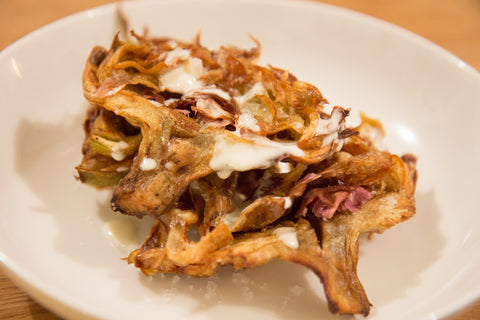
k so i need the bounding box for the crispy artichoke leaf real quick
[77,33,419,318]
[129,218,371,315]
[76,104,137,188]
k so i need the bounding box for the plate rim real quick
[1,0,479,319]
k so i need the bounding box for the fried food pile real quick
[76,31,417,316]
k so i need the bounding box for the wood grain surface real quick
[1,0,479,319]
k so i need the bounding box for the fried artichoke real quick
[76,31,417,317]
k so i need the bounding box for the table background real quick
[1,0,479,319]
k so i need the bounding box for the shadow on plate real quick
[13,111,119,268]
[358,189,446,315]
[13,113,446,319]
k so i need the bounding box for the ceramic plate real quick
[1,0,479,319]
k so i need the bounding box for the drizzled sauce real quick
[209,134,304,179]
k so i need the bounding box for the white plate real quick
[1,0,479,319]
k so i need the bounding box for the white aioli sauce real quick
[111,141,129,161]
[273,227,299,249]
[274,161,292,174]
[237,113,261,132]
[315,107,345,147]
[160,57,204,94]
[103,219,137,252]
[283,197,293,209]
[140,157,157,171]
[315,107,344,135]
[209,134,304,179]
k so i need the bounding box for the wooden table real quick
[1,0,479,319]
